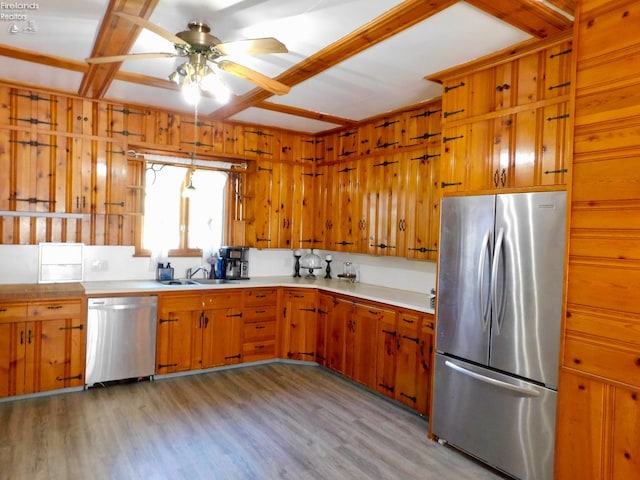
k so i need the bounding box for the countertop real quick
[0,282,85,302]
[82,276,434,314]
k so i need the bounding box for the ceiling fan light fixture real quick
[182,80,201,105]
[200,66,231,104]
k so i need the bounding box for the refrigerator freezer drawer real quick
[432,354,557,480]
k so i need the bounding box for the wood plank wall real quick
[555,1,640,478]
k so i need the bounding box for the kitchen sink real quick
[190,278,240,285]
[157,279,199,286]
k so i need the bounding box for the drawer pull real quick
[0,308,6,312]
[254,345,265,350]
[47,305,64,310]
[56,374,82,382]
[401,318,415,324]
[157,363,178,369]
[255,310,266,314]
[400,392,417,403]
[255,325,266,330]
[59,324,84,331]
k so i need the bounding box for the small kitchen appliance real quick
[220,246,249,279]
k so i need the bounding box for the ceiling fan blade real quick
[216,60,290,96]
[85,52,178,64]
[113,11,190,47]
[216,37,288,56]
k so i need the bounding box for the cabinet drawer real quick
[159,293,202,312]
[0,303,27,322]
[243,340,276,362]
[285,289,315,301]
[243,321,276,342]
[398,311,420,335]
[28,300,81,319]
[203,291,242,308]
[243,288,278,306]
[244,305,277,322]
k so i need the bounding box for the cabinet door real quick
[347,303,387,388]
[24,319,69,393]
[282,290,317,361]
[405,149,440,260]
[394,312,421,409]
[247,159,273,248]
[375,312,397,398]
[313,163,331,248]
[316,294,332,365]
[538,102,569,186]
[327,297,349,374]
[202,307,243,368]
[415,315,434,416]
[369,153,405,256]
[440,125,468,193]
[292,161,316,250]
[0,322,26,397]
[156,294,201,373]
[333,160,359,251]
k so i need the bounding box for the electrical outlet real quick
[90,260,108,272]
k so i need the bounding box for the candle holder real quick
[324,259,332,279]
[293,252,302,278]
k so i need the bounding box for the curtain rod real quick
[128,151,247,171]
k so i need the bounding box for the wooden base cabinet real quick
[243,288,278,362]
[374,309,434,415]
[0,299,85,398]
[157,291,243,373]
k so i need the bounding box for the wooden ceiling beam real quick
[78,0,160,99]
[209,0,459,121]
[254,101,357,128]
[465,0,573,38]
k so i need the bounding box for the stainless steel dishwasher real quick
[85,296,158,386]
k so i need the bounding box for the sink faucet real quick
[186,266,209,279]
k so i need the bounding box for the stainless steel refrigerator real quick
[431,191,566,480]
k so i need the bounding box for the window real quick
[143,164,228,256]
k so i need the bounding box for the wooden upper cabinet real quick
[243,126,274,160]
[439,37,573,195]
[336,129,359,161]
[315,133,336,163]
[179,116,220,155]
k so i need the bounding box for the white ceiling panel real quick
[270,1,532,121]
[0,57,83,94]
[229,107,341,133]
[0,1,107,60]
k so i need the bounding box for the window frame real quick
[131,151,244,258]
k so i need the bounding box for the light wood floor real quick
[0,363,507,480]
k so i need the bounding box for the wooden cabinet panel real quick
[375,312,397,398]
[405,149,440,260]
[415,314,434,416]
[346,303,390,388]
[555,370,606,480]
[156,293,202,373]
[201,306,243,368]
[282,289,317,361]
[316,293,331,366]
[0,322,26,397]
[442,76,470,121]
[244,127,274,160]
[563,337,640,387]
[28,300,81,320]
[326,296,348,374]
[243,340,276,362]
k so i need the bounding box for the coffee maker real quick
[220,246,249,279]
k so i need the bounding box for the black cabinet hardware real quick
[444,81,466,93]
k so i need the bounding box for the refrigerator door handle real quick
[490,227,506,334]
[477,229,492,332]
[444,360,541,397]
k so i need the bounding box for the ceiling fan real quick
[85,12,291,100]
